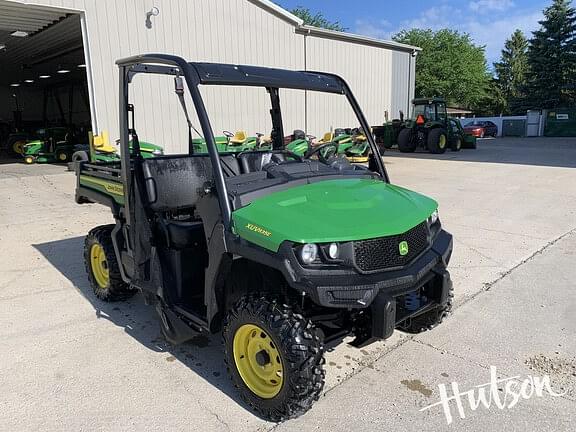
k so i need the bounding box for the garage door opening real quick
[0,1,92,163]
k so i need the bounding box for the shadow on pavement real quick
[33,236,253,416]
[383,137,576,169]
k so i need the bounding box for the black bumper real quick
[281,229,452,309]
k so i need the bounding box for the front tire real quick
[397,128,417,153]
[451,136,462,152]
[223,295,325,422]
[427,128,448,154]
[84,225,135,302]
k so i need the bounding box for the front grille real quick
[353,222,429,272]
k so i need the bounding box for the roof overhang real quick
[248,0,421,54]
[247,0,303,26]
[296,25,421,54]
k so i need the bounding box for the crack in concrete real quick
[457,227,576,307]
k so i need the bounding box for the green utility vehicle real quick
[374,98,476,154]
[75,55,453,421]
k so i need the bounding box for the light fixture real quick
[39,74,51,79]
[145,6,160,29]
[10,31,28,37]
[77,64,86,68]
[300,243,318,265]
[24,79,34,83]
[57,68,70,74]
[10,83,20,87]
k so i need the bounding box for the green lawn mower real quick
[21,127,77,164]
[76,55,453,421]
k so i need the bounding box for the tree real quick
[494,30,529,114]
[289,6,346,31]
[526,0,576,108]
[393,29,491,110]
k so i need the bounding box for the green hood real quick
[232,178,437,251]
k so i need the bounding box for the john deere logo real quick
[399,241,409,256]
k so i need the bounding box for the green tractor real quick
[373,98,476,154]
[397,98,458,154]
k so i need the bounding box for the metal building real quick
[0,0,418,154]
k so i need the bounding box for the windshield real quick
[465,121,483,127]
[413,104,436,121]
[195,85,371,159]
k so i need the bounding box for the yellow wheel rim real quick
[58,152,67,161]
[90,243,109,288]
[233,324,284,399]
[13,140,26,154]
[24,156,34,164]
[439,134,446,148]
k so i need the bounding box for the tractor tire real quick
[397,129,417,153]
[451,136,462,152]
[427,128,448,154]
[56,149,70,163]
[84,225,135,302]
[223,295,325,422]
[399,278,454,334]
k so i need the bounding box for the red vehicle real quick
[463,120,498,138]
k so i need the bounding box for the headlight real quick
[328,243,339,259]
[428,209,439,225]
[152,149,164,155]
[300,243,318,264]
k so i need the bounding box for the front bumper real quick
[279,229,452,308]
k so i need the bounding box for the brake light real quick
[416,114,426,125]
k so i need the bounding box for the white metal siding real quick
[6,0,414,151]
[305,35,412,133]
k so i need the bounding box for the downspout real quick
[407,51,411,117]
[303,28,310,132]
[80,12,98,134]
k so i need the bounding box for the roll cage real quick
[116,53,389,228]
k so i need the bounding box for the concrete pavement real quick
[0,137,575,431]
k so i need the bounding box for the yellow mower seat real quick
[319,132,334,143]
[90,130,116,154]
[230,130,247,144]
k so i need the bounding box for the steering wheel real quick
[223,130,234,138]
[305,142,339,164]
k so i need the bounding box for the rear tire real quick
[84,225,135,302]
[56,149,70,163]
[397,129,417,153]
[427,128,447,154]
[223,295,325,422]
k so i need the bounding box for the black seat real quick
[141,155,225,249]
[160,219,205,250]
[238,151,285,173]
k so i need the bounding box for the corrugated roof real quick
[0,1,67,34]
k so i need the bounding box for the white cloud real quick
[354,19,392,40]
[353,4,541,64]
[465,10,542,63]
[469,0,515,13]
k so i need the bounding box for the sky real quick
[277,0,549,65]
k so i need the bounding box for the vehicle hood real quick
[232,178,437,252]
